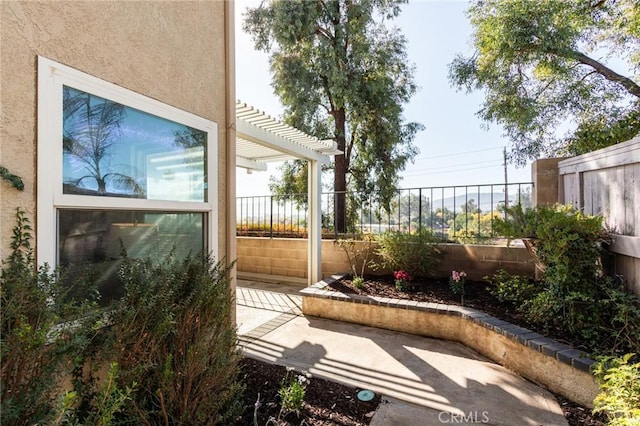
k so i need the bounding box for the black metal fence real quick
[237,182,533,241]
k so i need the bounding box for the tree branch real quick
[315,26,333,41]
[566,49,640,99]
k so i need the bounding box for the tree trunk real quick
[334,108,348,233]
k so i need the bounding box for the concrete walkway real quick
[236,280,568,426]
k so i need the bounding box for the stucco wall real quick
[0,1,228,261]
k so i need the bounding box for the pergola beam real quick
[236,118,331,164]
[236,156,267,171]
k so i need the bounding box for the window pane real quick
[63,86,207,202]
[58,209,205,304]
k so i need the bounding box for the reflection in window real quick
[63,86,207,202]
[58,209,204,304]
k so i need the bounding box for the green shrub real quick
[486,269,541,306]
[1,209,98,425]
[593,354,640,425]
[492,204,639,354]
[375,230,442,278]
[86,251,245,425]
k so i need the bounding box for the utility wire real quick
[404,158,501,173]
[402,163,505,177]
[413,146,504,161]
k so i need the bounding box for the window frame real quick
[37,56,217,267]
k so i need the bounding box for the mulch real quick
[237,358,380,425]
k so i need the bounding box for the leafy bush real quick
[493,204,606,331]
[593,354,640,425]
[486,269,541,306]
[492,204,639,354]
[375,230,442,278]
[2,208,245,424]
[87,251,245,425]
[1,209,98,425]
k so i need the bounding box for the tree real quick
[63,87,144,196]
[243,0,422,232]
[449,0,640,164]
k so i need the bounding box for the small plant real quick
[335,234,376,283]
[593,353,640,424]
[449,270,467,304]
[0,165,24,191]
[393,270,413,291]
[269,368,310,423]
[352,276,365,289]
[375,230,442,279]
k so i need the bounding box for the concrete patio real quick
[236,279,568,425]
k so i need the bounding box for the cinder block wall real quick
[236,237,535,281]
[236,237,308,278]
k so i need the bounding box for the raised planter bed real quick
[300,275,599,408]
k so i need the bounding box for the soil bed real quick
[238,358,380,425]
[327,275,607,426]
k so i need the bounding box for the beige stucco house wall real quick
[1,1,235,266]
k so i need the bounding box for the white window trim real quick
[37,56,217,267]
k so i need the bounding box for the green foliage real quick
[1,208,98,425]
[79,252,245,425]
[449,210,502,243]
[65,362,135,426]
[277,368,309,417]
[268,160,309,207]
[335,234,376,280]
[593,354,640,424]
[449,0,640,164]
[244,0,422,231]
[375,230,442,278]
[352,276,365,289]
[496,204,607,293]
[486,269,541,306]
[0,165,24,191]
[2,209,244,425]
[492,205,639,354]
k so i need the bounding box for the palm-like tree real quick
[63,88,144,197]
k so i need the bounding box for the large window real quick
[38,57,217,303]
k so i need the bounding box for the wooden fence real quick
[558,137,640,296]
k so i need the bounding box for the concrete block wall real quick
[236,237,307,278]
[236,237,535,281]
[436,243,535,280]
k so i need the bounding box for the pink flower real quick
[451,270,467,282]
[394,270,413,282]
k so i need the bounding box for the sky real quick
[234,0,532,197]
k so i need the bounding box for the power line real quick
[401,163,505,177]
[413,146,504,161]
[403,159,503,174]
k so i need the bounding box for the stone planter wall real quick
[301,277,599,408]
